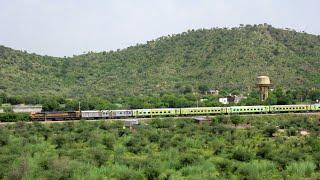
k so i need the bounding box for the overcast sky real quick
[0,0,319,57]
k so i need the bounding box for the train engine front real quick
[30,111,81,121]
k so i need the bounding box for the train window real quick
[168,111,171,113]
[143,112,146,114]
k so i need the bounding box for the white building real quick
[12,104,42,113]
[219,98,228,104]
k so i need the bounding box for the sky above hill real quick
[0,0,319,57]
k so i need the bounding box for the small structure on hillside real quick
[219,95,246,104]
[0,109,3,113]
[193,117,211,124]
[219,98,228,104]
[124,119,139,127]
[11,104,42,113]
[207,89,219,95]
[257,76,271,102]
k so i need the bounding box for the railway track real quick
[0,112,319,125]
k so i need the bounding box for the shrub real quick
[231,115,243,126]
[0,113,30,122]
[286,127,297,136]
[148,132,160,143]
[125,135,148,154]
[150,118,171,128]
[144,162,160,180]
[102,134,116,150]
[285,161,316,177]
[237,160,279,179]
[232,147,254,162]
[263,126,277,137]
[90,147,108,166]
[179,153,200,167]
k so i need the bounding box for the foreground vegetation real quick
[0,115,320,179]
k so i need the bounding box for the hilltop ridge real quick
[0,24,319,99]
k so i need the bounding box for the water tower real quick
[257,76,271,102]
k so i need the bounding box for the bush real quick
[125,135,148,154]
[178,153,200,168]
[237,160,279,179]
[150,119,171,128]
[102,134,116,150]
[285,161,316,177]
[0,113,30,122]
[264,126,277,137]
[286,127,297,136]
[232,147,254,162]
[231,115,243,126]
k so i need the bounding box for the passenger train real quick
[30,104,320,121]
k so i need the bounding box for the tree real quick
[309,89,320,101]
[182,85,193,94]
[198,84,209,94]
[231,116,243,126]
[266,92,277,105]
[42,98,60,111]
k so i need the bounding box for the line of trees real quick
[1,88,319,111]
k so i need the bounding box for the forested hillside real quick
[0,24,319,100]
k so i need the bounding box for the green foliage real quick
[237,160,280,179]
[0,112,30,122]
[0,115,319,178]
[285,161,316,178]
[198,84,209,94]
[264,125,277,137]
[232,147,254,162]
[0,24,319,101]
[230,115,243,126]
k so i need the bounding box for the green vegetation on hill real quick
[0,24,319,101]
[0,115,320,179]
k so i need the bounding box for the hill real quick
[0,24,319,100]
